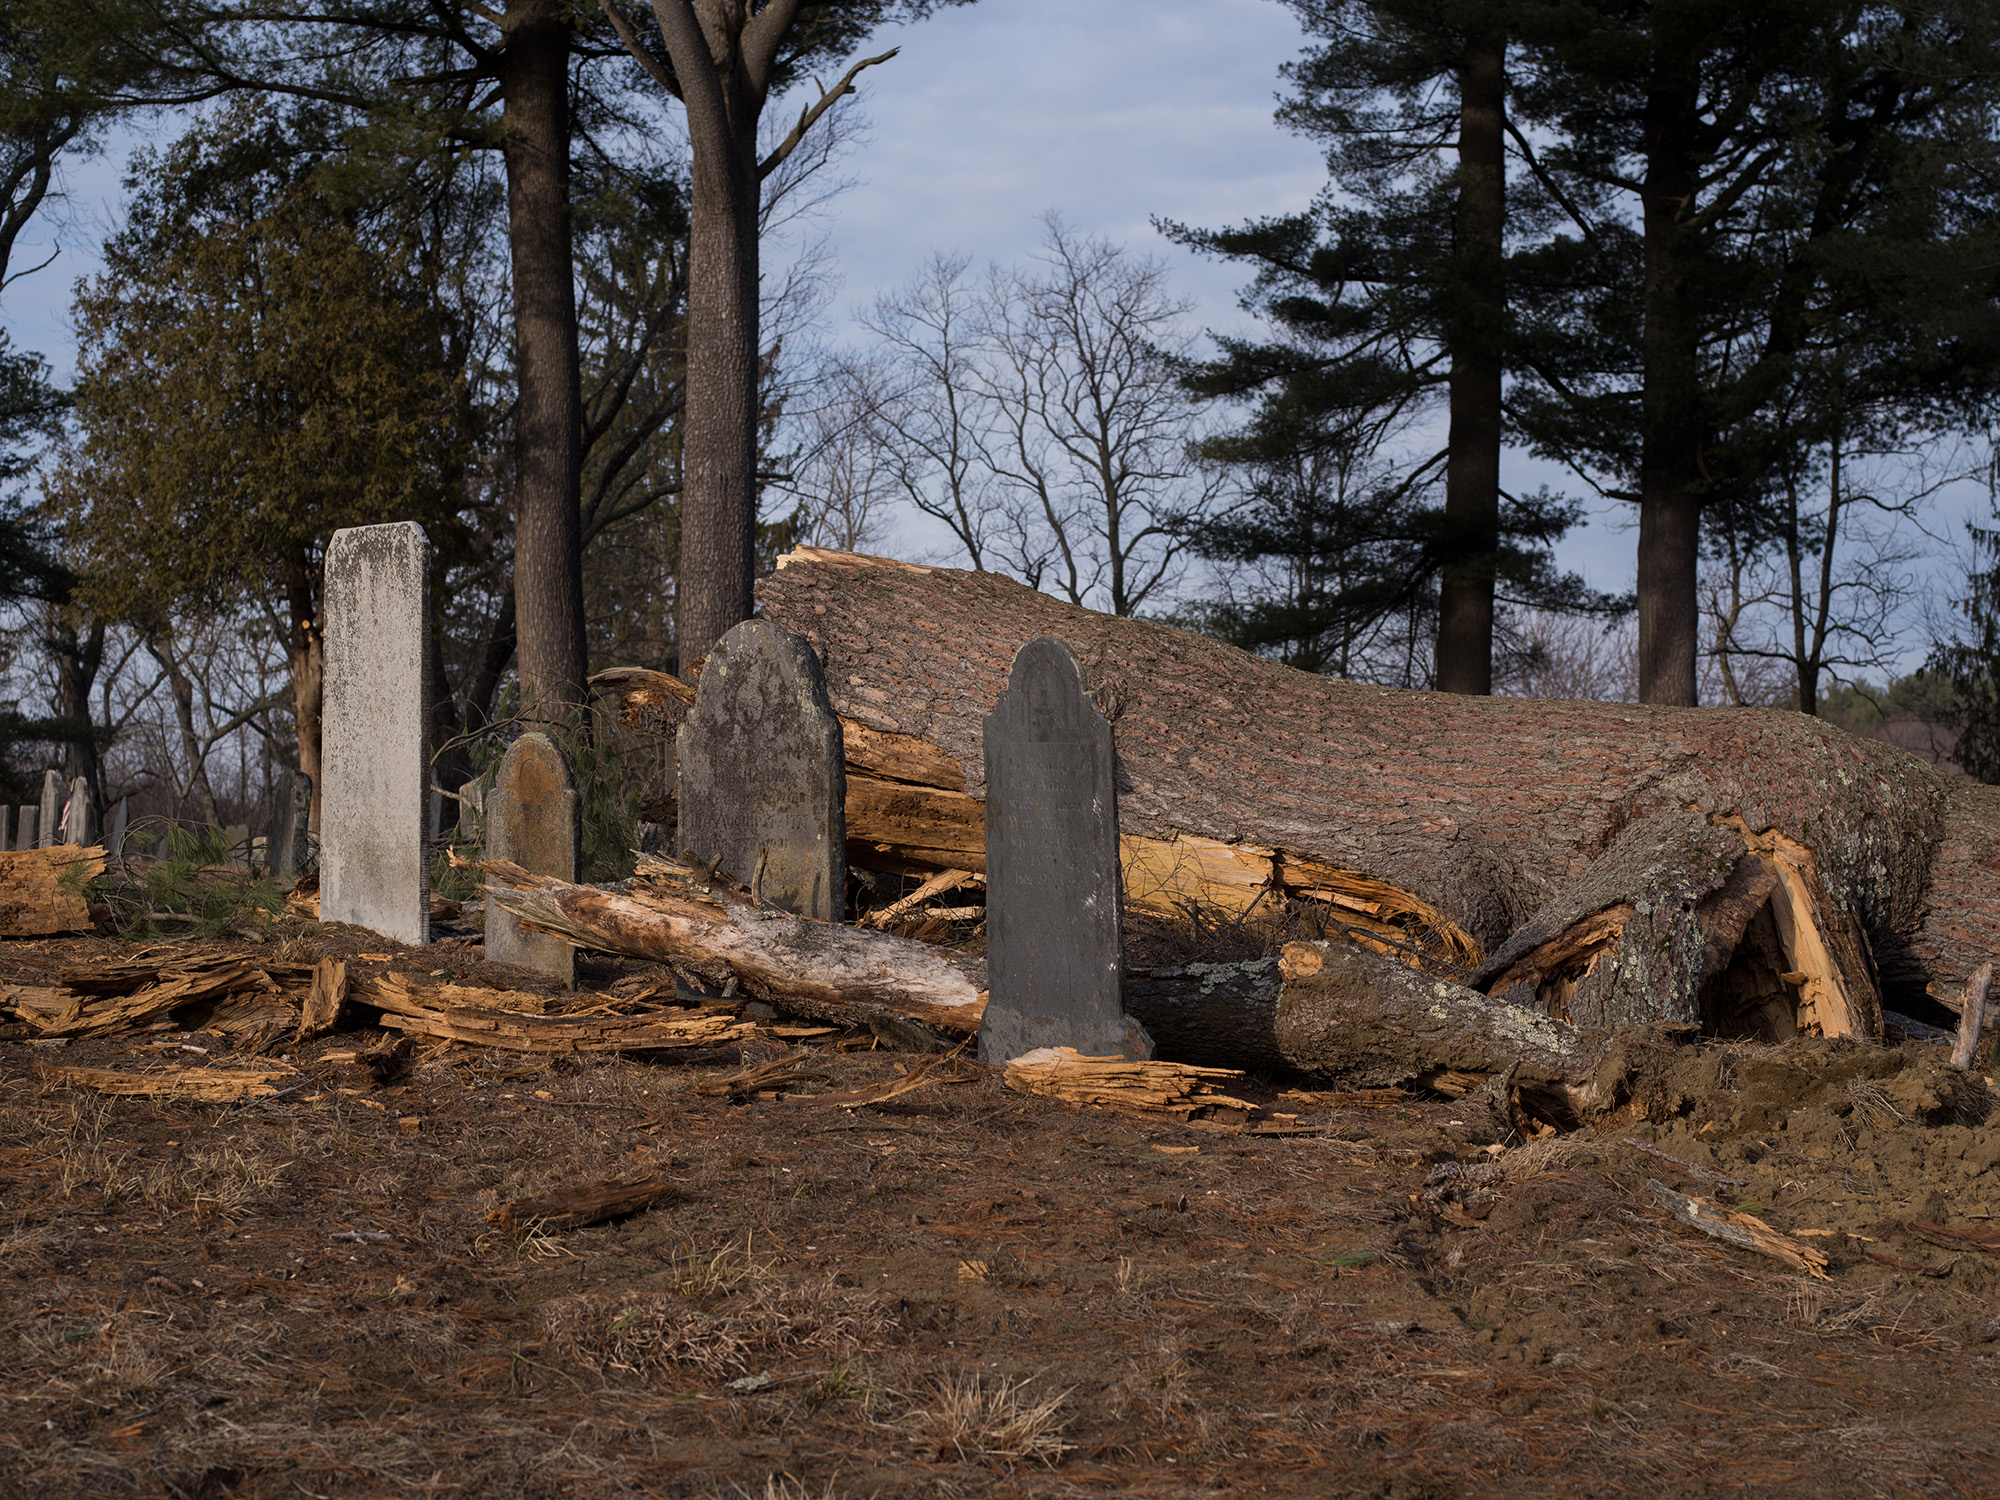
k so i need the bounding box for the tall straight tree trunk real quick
[674,105,761,668]
[286,554,323,831]
[500,0,588,720]
[1434,37,1506,696]
[1636,73,1704,708]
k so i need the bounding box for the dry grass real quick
[887,1370,1074,1466]
[541,1278,895,1382]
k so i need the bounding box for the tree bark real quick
[1434,36,1506,697]
[756,549,2000,1019]
[1637,66,1705,707]
[285,552,323,831]
[500,0,588,720]
[653,0,788,668]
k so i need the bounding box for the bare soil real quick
[5,922,2000,1499]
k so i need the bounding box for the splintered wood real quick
[5,951,308,1039]
[360,973,757,1053]
[1647,1178,1830,1279]
[1003,1046,1259,1122]
[0,845,107,936]
[41,1063,296,1102]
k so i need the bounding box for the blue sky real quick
[5,0,1982,662]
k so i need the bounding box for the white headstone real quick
[63,778,91,845]
[37,771,60,848]
[320,522,432,945]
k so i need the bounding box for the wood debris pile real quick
[1002,1046,1259,1122]
[3,948,309,1041]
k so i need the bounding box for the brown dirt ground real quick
[5,918,2000,1499]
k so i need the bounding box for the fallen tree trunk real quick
[751,548,2000,1028]
[474,853,1296,1065]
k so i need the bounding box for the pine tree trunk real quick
[670,34,763,669]
[1637,69,1705,707]
[758,550,2000,1023]
[1434,38,1506,697]
[500,0,588,719]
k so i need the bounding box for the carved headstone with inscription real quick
[676,620,845,921]
[484,732,580,981]
[320,522,432,945]
[978,636,1150,1065]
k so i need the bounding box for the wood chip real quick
[488,1175,677,1233]
[1003,1046,1258,1122]
[1645,1179,1830,1278]
[298,957,348,1042]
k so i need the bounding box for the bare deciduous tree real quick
[856,219,1222,616]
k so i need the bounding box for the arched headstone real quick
[978,636,1150,1064]
[676,620,845,921]
[485,732,580,981]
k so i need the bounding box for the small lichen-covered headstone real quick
[978,636,1150,1065]
[485,732,580,982]
[37,771,59,848]
[15,807,36,852]
[63,778,91,846]
[677,620,845,921]
[271,771,312,879]
[320,522,432,945]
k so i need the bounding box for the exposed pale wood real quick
[1952,963,1994,1071]
[31,956,299,1040]
[846,773,985,873]
[488,1175,678,1233]
[356,971,757,1053]
[775,545,932,575]
[41,1063,296,1102]
[298,958,349,1042]
[1647,1178,1831,1277]
[466,852,990,1039]
[1002,1046,1260,1121]
[0,845,106,936]
[842,721,967,790]
[860,868,981,930]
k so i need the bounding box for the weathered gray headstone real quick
[14,807,35,852]
[676,620,845,921]
[484,732,580,981]
[37,771,60,847]
[0,806,12,851]
[320,522,432,945]
[107,798,128,856]
[271,771,312,879]
[977,636,1149,1065]
[63,778,92,845]
[455,780,483,845]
